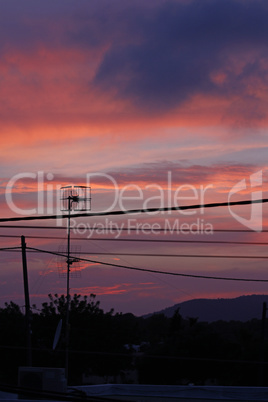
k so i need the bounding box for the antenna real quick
[60,185,91,383]
[53,319,62,351]
[57,245,81,278]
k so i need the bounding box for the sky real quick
[0,0,268,316]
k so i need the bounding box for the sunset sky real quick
[0,0,268,316]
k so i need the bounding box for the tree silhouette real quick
[0,295,268,386]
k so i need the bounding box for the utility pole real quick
[65,195,72,383]
[60,185,91,383]
[21,235,32,366]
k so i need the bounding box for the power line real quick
[64,251,268,259]
[1,224,268,233]
[0,234,268,246]
[0,197,268,222]
[26,246,268,282]
[2,244,268,258]
[0,235,66,240]
[21,249,268,259]
[74,239,268,246]
[2,248,268,260]
[0,225,66,229]
[0,246,21,251]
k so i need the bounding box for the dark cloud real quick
[0,0,144,51]
[93,0,268,112]
[0,0,267,118]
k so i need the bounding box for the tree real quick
[40,293,109,317]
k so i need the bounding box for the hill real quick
[147,294,268,322]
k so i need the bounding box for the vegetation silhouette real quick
[0,294,268,386]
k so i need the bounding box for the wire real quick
[2,248,268,261]
[1,224,268,233]
[26,246,268,282]
[90,233,195,299]
[0,234,66,240]
[0,246,21,251]
[0,235,20,238]
[60,251,268,259]
[0,250,22,252]
[1,234,268,246]
[74,239,268,246]
[2,246,268,259]
[0,225,66,229]
[31,234,67,298]
[0,197,268,222]
[21,249,268,259]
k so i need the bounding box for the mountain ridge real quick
[145,294,268,322]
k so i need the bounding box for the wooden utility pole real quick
[21,235,32,366]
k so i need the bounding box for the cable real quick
[0,197,268,222]
[20,249,268,259]
[0,225,66,229]
[0,246,21,251]
[3,246,268,259]
[1,224,268,233]
[1,234,268,246]
[74,239,268,246]
[26,246,268,282]
[90,233,195,299]
[31,234,67,298]
[58,251,268,259]
[2,248,268,261]
[0,234,67,240]
[0,250,22,252]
